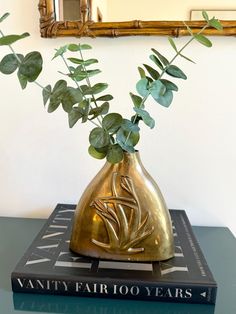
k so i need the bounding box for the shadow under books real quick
[13,293,215,314]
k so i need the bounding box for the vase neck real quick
[121,151,141,164]
[104,151,144,174]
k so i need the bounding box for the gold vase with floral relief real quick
[70,151,174,261]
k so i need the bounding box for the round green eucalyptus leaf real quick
[117,140,135,153]
[68,107,83,128]
[42,85,52,106]
[136,78,149,97]
[126,131,140,146]
[53,80,67,93]
[168,37,178,52]
[79,44,92,50]
[0,32,29,46]
[150,80,166,99]
[88,145,107,160]
[166,65,187,80]
[96,94,113,102]
[209,18,223,30]
[47,80,67,113]
[194,34,212,48]
[17,71,27,89]
[133,108,155,129]
[153,90,173,108]
[89,102,109,119]
[117,128,140,147]
[160,79,178,91]
[68,44,80,51]
[67,57,83,64]
[61,87,83,113]
[138,67,146,79]
[48,99,60,113]
[121,119,140,132]
[129,93,143,108]
[82,59,98,66]
[52,45,68,59]
[149,54,164,69]
[143,63,160,80]
[91,83,108,94]
[0,53,23,74]
[18,51,43,82]
[89,127,110,148]
[151,48,169,66]
[202,11,209,22]
[107,144,124,164]
[102,113,123,133]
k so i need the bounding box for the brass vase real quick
[70,151,174,261]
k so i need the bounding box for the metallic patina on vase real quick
[70,152,174,261]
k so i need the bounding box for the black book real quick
[11,204,217,304]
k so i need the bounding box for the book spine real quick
[11,273,217,304]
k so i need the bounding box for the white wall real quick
[107,0,236,21]
[92,0,108,22]
[0,1,236,236]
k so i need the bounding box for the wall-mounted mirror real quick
[39,0,236,37]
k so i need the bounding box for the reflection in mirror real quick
[54,0,81,21]
[55,0,93,21]
[54,0,236,22]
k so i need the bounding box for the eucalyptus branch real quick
[60,53,105,129]
[0,29,20,62]
[0,29,49,92]
[0,29,99,129]
[61,53,103,127]
[124,93,149,145]
[162,23,210,77]
[0,11,222,164]
[60,54,82,92]
[78,48,96,104]
[78,48,102,108]
[124,21,211,146]
[78,47,104,126]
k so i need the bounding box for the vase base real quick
[69,244,175,262]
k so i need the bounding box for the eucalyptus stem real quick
[0,29,20,62]
[78,47,103,125]
[89,119,100,127]
[124,93,149,145]
[161,23,210,78]
[34,80,46,89]
[61,53,103,127]
[78,48,98,106]
[61,54,82,92]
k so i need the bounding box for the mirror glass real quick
[54,0,236,22]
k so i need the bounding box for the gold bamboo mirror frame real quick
[39,0,236,37]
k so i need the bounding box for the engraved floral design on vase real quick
[91,172,154,254]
